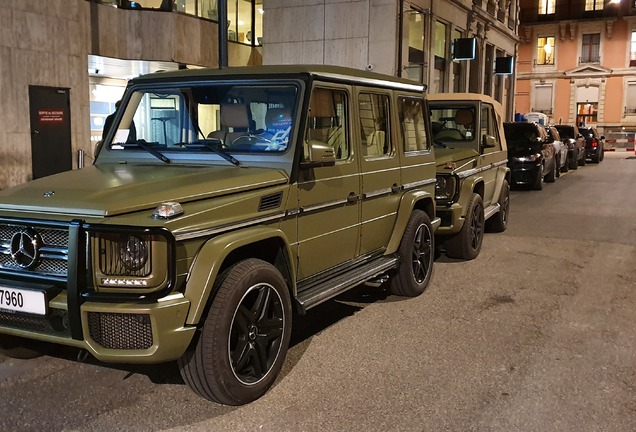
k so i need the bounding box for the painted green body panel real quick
[0,65,438,366]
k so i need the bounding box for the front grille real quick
[0,308,71,337]
[88,312,153,350]
[0,224,69,277]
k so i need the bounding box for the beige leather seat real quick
[208,103,251,145]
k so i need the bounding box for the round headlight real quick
[119,235,148,271]
[436,177,447,191]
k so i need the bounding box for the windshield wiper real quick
[118,140,171,164]
[182,139,241,166]
[433,139,447,148]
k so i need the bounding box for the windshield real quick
[554,126,573,139]
[503,123,541,152]
[428,104,477,149]
[107,83,298,156]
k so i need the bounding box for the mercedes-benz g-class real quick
[427,93,510,260]
[0,66,439,405]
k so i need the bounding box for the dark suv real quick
[503,122,557,190]
[579,126,605,163]
[553,124,586,169]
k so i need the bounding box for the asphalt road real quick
[1,152,635,432]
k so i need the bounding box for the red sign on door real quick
[38,109,65,124]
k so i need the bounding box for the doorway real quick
[28,86,72,179]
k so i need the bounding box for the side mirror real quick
[481,135,497,151]
[300,141,336,169]
[601,135,605,140]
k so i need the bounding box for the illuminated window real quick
[433,21,447,92]
[406,10,427,84]
[581,33,600,63]
[585,0,605,11]
[536,36,555,65]
[630,31,636,66]
[538,0,556,14]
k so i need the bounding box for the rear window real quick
[555,126,574,139]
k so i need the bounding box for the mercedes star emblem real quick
[10,229,42,269]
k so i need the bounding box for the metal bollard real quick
[78,149,85,169]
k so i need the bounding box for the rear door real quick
[479,102,505,205]
[356,88,401,255]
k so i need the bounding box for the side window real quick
[481,103,502,153]
[358,93,391,157]
[399,97,428,152]
[305,87,349,160]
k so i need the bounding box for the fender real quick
[457,175,485,211]
[183,226,295,324]
[490,165,511,200]
[386,190,436,254]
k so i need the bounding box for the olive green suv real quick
[427,93,511,260]
[0,66,439,405]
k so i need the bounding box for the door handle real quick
[391,184,401,194]
[347,193,359,204]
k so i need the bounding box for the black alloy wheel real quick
[229,282,285,385]
[390,210,434,297]
[178,259,291,405]
[445,193,485,260]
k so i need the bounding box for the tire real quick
[0,335,44,359]
[561,155,569,173]
[545,160,556,182]
[178,258,292,405]
[569,152,578,170]
[444,193,485,260]
[555,156,560,178]
[390,210,434,297]
[600,148,605,161]
[579,153,586,166]
[532,164,544,190]
[486,179,509,233]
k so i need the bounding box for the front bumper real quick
[435,203,463,235]
[0,290,196,364]
[510,162,541,185]
[586,147,600,158]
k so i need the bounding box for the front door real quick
[29,86,72,179]
[296,85,361,279]
[478,102,504,205]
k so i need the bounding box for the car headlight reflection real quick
[513,153,541,162]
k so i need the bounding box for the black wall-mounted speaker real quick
[453,38,476,60]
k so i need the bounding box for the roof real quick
[426,92,504,111]
[130,64,425,92]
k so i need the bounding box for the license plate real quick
[0,285,46,315]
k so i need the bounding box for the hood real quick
[435,148,479,173]
[507,142,542,158]
[0,164,289,217]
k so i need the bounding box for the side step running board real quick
[484,203,501,220]
[296,255,398,314]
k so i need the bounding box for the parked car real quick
[503,122,557,190]
[553,124,586,169]
[579,126,605,163]
[427,93,511,260]
[0,65,441,405]
[545,125,568,177]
